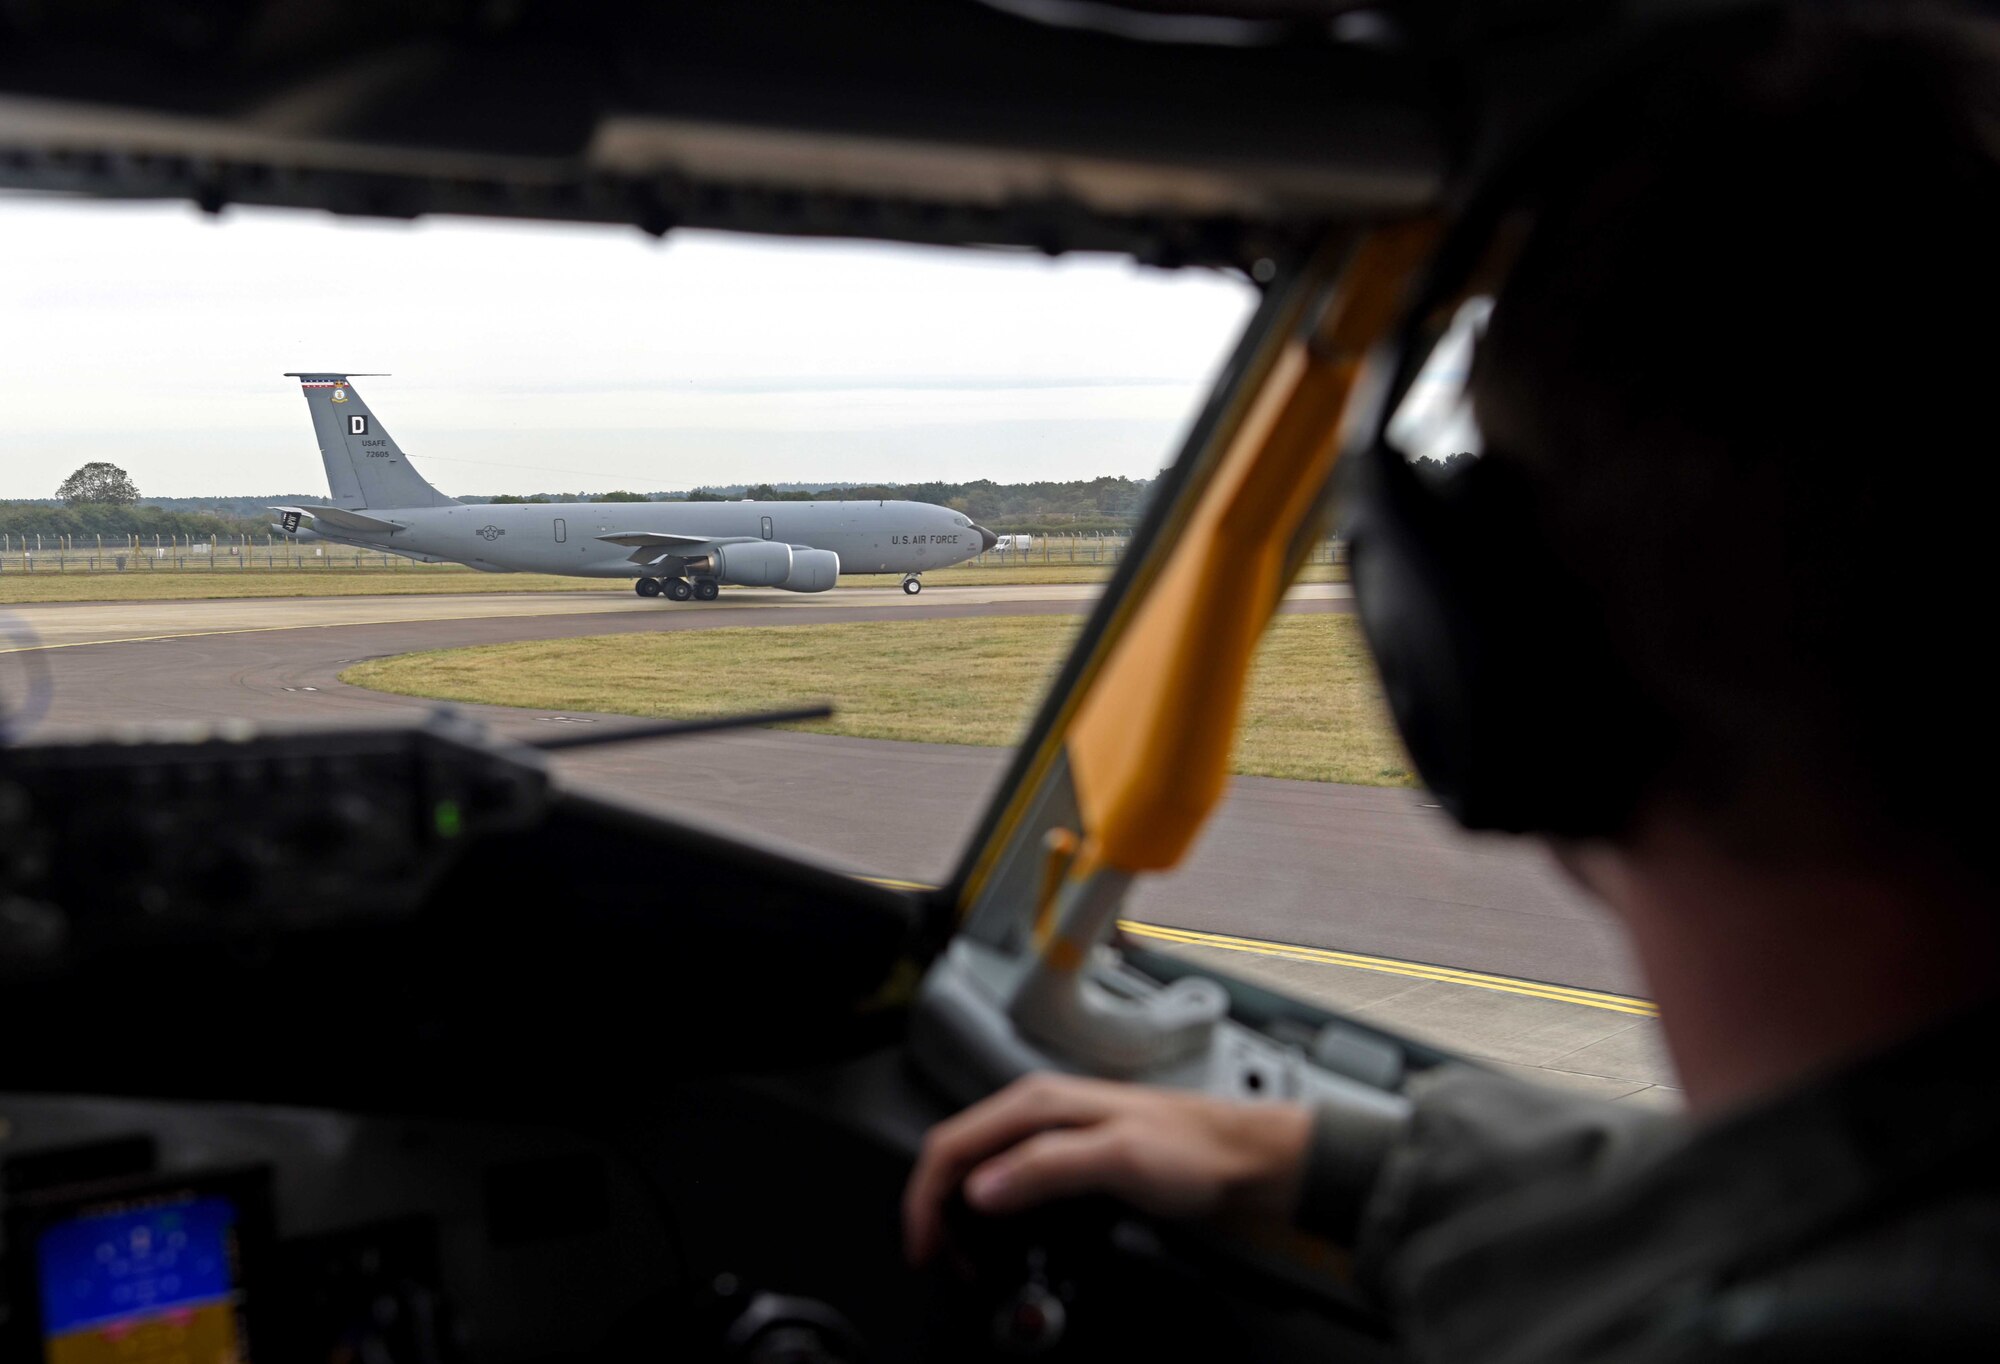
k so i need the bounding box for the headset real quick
[1328,11,1784,839]
[1339,338,1674,839]
[1345,0,2000,843]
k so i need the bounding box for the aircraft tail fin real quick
[285,373,456,510]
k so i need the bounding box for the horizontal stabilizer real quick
[273,504,406,535]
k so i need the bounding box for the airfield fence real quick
[0,532,1344,575]
[0,533,449,574]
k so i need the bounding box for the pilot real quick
[906,5,2000,1359]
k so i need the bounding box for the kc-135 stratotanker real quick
[273,373,997,599]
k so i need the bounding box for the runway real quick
[5,580,1639,996]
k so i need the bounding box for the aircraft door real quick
[554,518,567,543]
[761,516,774,540]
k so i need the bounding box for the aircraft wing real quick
[273,504,407,536]
[596,531,714,550]
[596,530,734,565]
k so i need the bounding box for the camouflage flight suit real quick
[1300,1000,2000,1361]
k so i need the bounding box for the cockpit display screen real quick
[33,1191,249,1364]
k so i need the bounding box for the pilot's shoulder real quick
[1693,1188,2000,1363]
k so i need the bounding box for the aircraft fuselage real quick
[336,498,984,578]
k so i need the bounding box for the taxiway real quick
[6,579,1635,999]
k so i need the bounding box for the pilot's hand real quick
[903,1073,1312,1265]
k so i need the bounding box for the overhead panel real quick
[0,0,1444,267]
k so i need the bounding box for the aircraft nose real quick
[973,522,998,551]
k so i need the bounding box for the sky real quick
[0,195,1258,500]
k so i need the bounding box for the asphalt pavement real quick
[4,580,1639,997]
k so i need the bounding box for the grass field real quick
[341,612,1413,786]
[0,560,1343,605]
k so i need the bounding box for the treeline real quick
[459,477,1156,533]
[683,476,1154,534]
[0,503,270,541]
[137,495,326,519]
[2,475,1158,537]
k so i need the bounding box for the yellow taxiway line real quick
[858,876,1655,1017]
[1115,921,1657,1017]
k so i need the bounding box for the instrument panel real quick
[1,716,1409,1362]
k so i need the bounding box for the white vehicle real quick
[993,533,1035,552]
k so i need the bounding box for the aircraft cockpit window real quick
[0,201,1254,890]
[1382,295,1491,473]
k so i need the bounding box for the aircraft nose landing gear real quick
[902,575,923,596]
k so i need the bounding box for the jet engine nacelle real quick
[707,540,793,587]
[775,548,839,593]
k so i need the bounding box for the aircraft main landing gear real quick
[664,577,694,602]
[694,579,721,601]
[902,575,923,596]
[634,577,662,597]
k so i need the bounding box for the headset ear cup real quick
[1344,444,1666,837]
[1344,443,1482,819]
